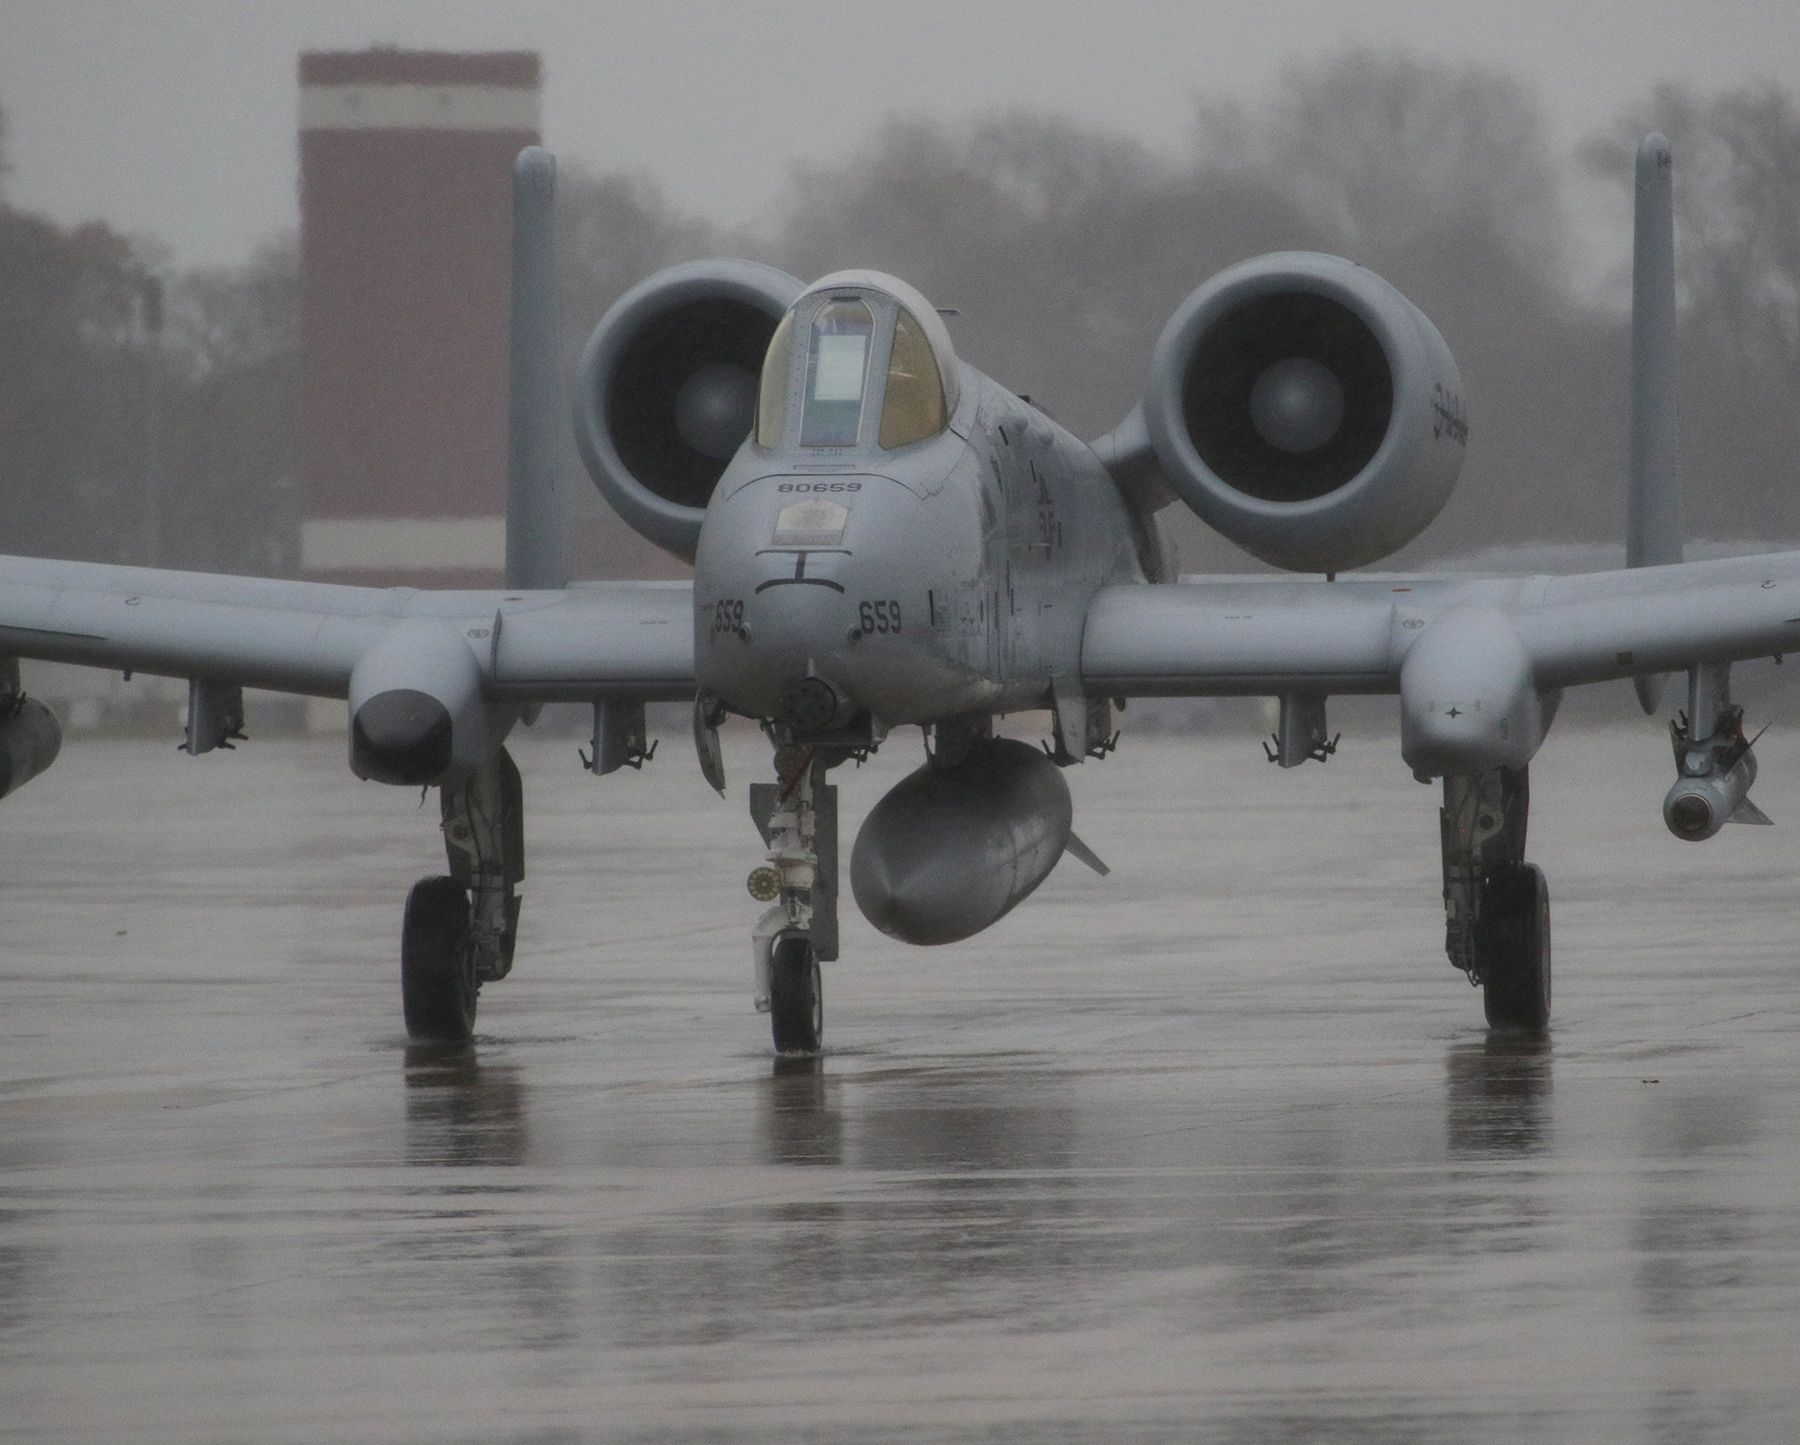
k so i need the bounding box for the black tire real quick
[769,931,823,1056]
[402,876,477,1042]
[1479,863,1551,1033]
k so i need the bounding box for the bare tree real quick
[1588,82,1800,371]
[764,61,1634,563]
[774,111,1319,442]
[1587,82,1800,540]
[157,234,303,574]
[1201,50,1569,277]
[6,59,1796,586]
[0,208,143,561]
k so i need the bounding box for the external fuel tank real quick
[850,738,1072,946]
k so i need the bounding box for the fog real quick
[2,23,1798,576]
[5,0,1797,267]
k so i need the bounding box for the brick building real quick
[298,49,540,587]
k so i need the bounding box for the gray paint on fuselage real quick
[693,324,1150,732]
[971,374,1147,706]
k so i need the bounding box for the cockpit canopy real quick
[755,272,960,453]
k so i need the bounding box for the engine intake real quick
[574,260,802,563]
[1142,252,1466,572]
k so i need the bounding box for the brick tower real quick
[298,49,540,587]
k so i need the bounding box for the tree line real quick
[2,50,1795,578]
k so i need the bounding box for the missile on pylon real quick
[1664,708,1771,842]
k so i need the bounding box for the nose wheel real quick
[769,931,823,1054]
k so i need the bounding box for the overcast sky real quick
[3,0,1797,270]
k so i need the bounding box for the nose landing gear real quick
[748,741,842,1056]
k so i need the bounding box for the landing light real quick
[773,499,848,547]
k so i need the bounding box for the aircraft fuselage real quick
[694,367,1153,733]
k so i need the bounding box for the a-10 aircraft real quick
[0,136,1788,1053]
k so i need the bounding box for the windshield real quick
[754,311,795,449]
[799,298,874,447]
[756,281,957,453]
[879,308,948,448]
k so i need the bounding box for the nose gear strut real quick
[747,742,842,1055]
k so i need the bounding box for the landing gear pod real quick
[348,620,506,787]
[850,738,1072,946]
[0,696,61,802]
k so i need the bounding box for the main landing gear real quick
[1440,765,1551,1032]
[402,877,476,1039]
[747,741,845,1056]
[401,748,524,1042]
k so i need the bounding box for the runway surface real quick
[3,723,1800,1442]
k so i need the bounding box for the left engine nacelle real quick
[348,620,509,787]
[1141,251,1467,573]
[574,259,803,563]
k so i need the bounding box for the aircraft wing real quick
[0,555,695,702]
[1081,552,1800,697]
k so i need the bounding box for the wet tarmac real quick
[3,723,1800,1442]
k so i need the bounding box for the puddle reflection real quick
[1445,1032,1553,1157]
[761,1054,844,1165]
[402,1042,530,1168]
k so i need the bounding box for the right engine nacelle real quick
[573,259,802,563]
[1141,251,1467,573]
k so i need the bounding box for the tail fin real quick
[1628,133,1682,713]
[505,146,568,592]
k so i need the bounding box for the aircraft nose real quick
[695,470,962,727]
